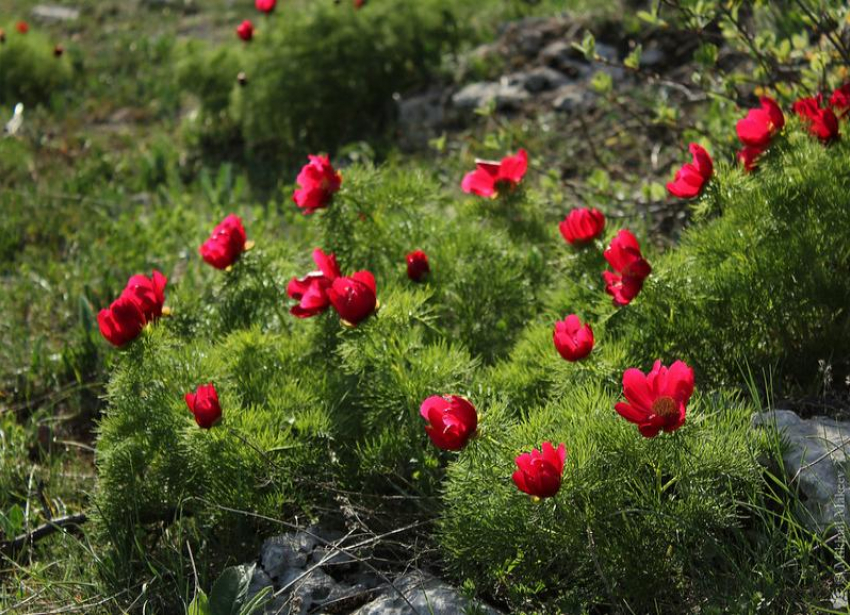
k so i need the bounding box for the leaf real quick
[239,586,272,615]
[209,564,255,615]
[572,31,595,61]
[6,505,24,537]
[187,590,210,615]
[694,43,718,67]
[624,45,642,70]
[590,71,613,95]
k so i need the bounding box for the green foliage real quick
[183,0,460,177]
[620,133,850,390]
[440,385,767,611]
[0,25,72,107]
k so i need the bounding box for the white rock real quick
[351,570,503,615]
[752,410,850,533]
[31,5,80,22]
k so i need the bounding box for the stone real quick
[452,80,529,111]
[260,532,316,581]
[31,5,80,23]
[540,41,589,78]
[752,410,850,533]
[552,84,594,113]
[507,67,570,93]
[351,570,504,615]
[246,567,273,605]
[397,89,446,149]
[310,544,357,569]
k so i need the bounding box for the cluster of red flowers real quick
[736,97,785,172]
[99,82,850,495]
[419,357,694,499]
[97,271,168,347]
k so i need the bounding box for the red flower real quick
[185,383,222,429]
[293,155,342,214]
[420,395,478,451]
[615,360,694,438]
[559,207,605,246]
[830,83,850,117]
[512,442,567,499]
[736,96,785,148]
[461,149,528,198]
[53,44,64,58]
[737,145,765,173]
[98,271,168,346]
[97,294,146,347]
[236,20,254,42]
[286,249,341,318]
[327,271,377,326]
[602,230,651,306]
[354,0,366,7]
[406,250,430,282]
[553,315,594,362]
[666,143,713,199]
[16,21,28,34]
[200,214,248,270]
[255,0,276,13]
[123,271,168,322]
[792,95,839,142]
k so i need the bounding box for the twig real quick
[0,513,88,554]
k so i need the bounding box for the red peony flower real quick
[123,271,168,322]
[16,21,28,34]
[737,145,765,173]
[255,0,276,13]
[615,360,694,438]
[406,250,430,282]
[792,95,839,142]
[830,83,850,117]
[97,294,147,347]
[420,395,478,451]
[200,214,248,270]
[236,20,254,42]
[327,270,377,326]
[293,155,342,214]
[98,271,168,346]
[736,96,785,148]
[461,149,528,198]
[354,0,366,7]
[666,143,713,199]
[553,315,594,362]
[512,442,567,499]
[185,383,222,429]
[602,230,651,307]
[287,249,341,318]
[559,207,605,246]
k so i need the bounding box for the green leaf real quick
[6,505,24,537]
[188,590,210,615]
[239,587,272,615]
[694,43,718,67]
[209,564,254,615]
[590,71,613,95]
[572,31,596,61]
[624,45,642,70]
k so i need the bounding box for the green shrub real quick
[616,130,850,390]
[0,24,72,106]
[439,384,765,611]
[180,0,460,179]
[90,112,850,610]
